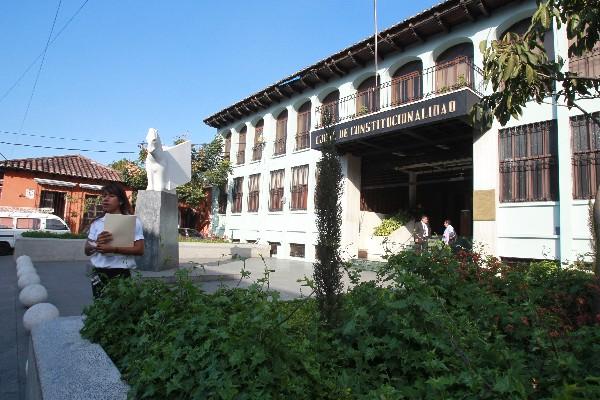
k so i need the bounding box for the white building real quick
[204,0,600,263]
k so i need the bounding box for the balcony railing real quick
[315,57,483,128]
[273,137,286,156]
[252,142,265,161]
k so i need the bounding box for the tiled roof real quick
[0,154,122,182]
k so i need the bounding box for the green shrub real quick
[82,250,600,399]
[373,211,411,236]
[20,231,87,239]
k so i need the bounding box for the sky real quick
[0,0,440,165]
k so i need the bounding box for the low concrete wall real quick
[27,316,128,400]
[14,238,89,262]
[179,242,270,259]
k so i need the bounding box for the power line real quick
[0,140,136,154]
[19,0,63,132]
[0,0,90,105]
[0,129,140,145]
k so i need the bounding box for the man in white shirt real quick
[414,215,431,253]
[442,219,456,246]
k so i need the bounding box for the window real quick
[290,243,305,258]
[572,113,600,199]
[391,61,423,106]
[296,101,311,151]
[247,174,260,212]
[81,195,103,231]
[16,218,40,230]
[291,165,309,210]
[39,190,66,218]
[218,185,228,214]
[434,43,474,93]
[237,127,246,165]
[269,169,285,211]
[274,110,287,156]
[0,171,4,200]
[46,219,68,230]
[252,120,265,161]
[232,177,244,213]
[499,120,558,202]
[569,39,600,78]
[318,90,340,127]
[223,131,231,161]
[0,217,13,229]
[355,76,379,116]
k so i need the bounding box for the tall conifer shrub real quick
[314,115,344,326]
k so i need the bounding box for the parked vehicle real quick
[0,207,71,255]
[178,228,204,239]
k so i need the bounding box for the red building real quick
[0,155,131,233]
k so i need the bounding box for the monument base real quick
[135,190,179,271]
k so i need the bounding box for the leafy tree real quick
[472,0,600,129]
[314,115,344,326]
[109,135,232,208]
[109,156,147,191]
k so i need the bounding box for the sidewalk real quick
[0,256,93,400]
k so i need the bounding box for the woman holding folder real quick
[84,183,144,298]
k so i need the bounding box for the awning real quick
[34,178,77,188]
[79,183,103,191]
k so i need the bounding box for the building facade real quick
[204,0,600,263]
[0,155,130,233]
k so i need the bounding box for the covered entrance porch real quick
[311,88,481,260]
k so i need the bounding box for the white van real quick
[0,207,71,255]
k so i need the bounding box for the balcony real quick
[273,138,286,156]
[236,150,245,165]
[252,142,265,161]
[315,57,483,128]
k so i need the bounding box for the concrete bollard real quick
[16,255,33,267]
[17,265,36,278]
[18,273,41,290]
[23,303,60,332]
[19,284,48,308]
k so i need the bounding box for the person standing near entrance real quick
[414,214,431,253]
[84,183,144,298]
[442,219,456,246]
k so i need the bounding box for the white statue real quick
[145,128,192,193]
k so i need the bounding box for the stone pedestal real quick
[135,190,178,271]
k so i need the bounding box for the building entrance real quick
[351,119,474,239]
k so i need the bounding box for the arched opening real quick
[501,17,555,60]
[296,100,311,150]
[434,42,474,93]
[391,60,423,106]
[355,75,380,116]
[252,119,264,161]
[319,90,340,127]
[274,110,288,156]
[223,131,231,161]
[237,126,246,165]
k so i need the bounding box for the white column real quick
[554,22,573,263]
[340,154,362,259]
[286,105,297,154]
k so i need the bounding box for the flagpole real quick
[374,0,378,86]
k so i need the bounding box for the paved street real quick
[0,254,376,399]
